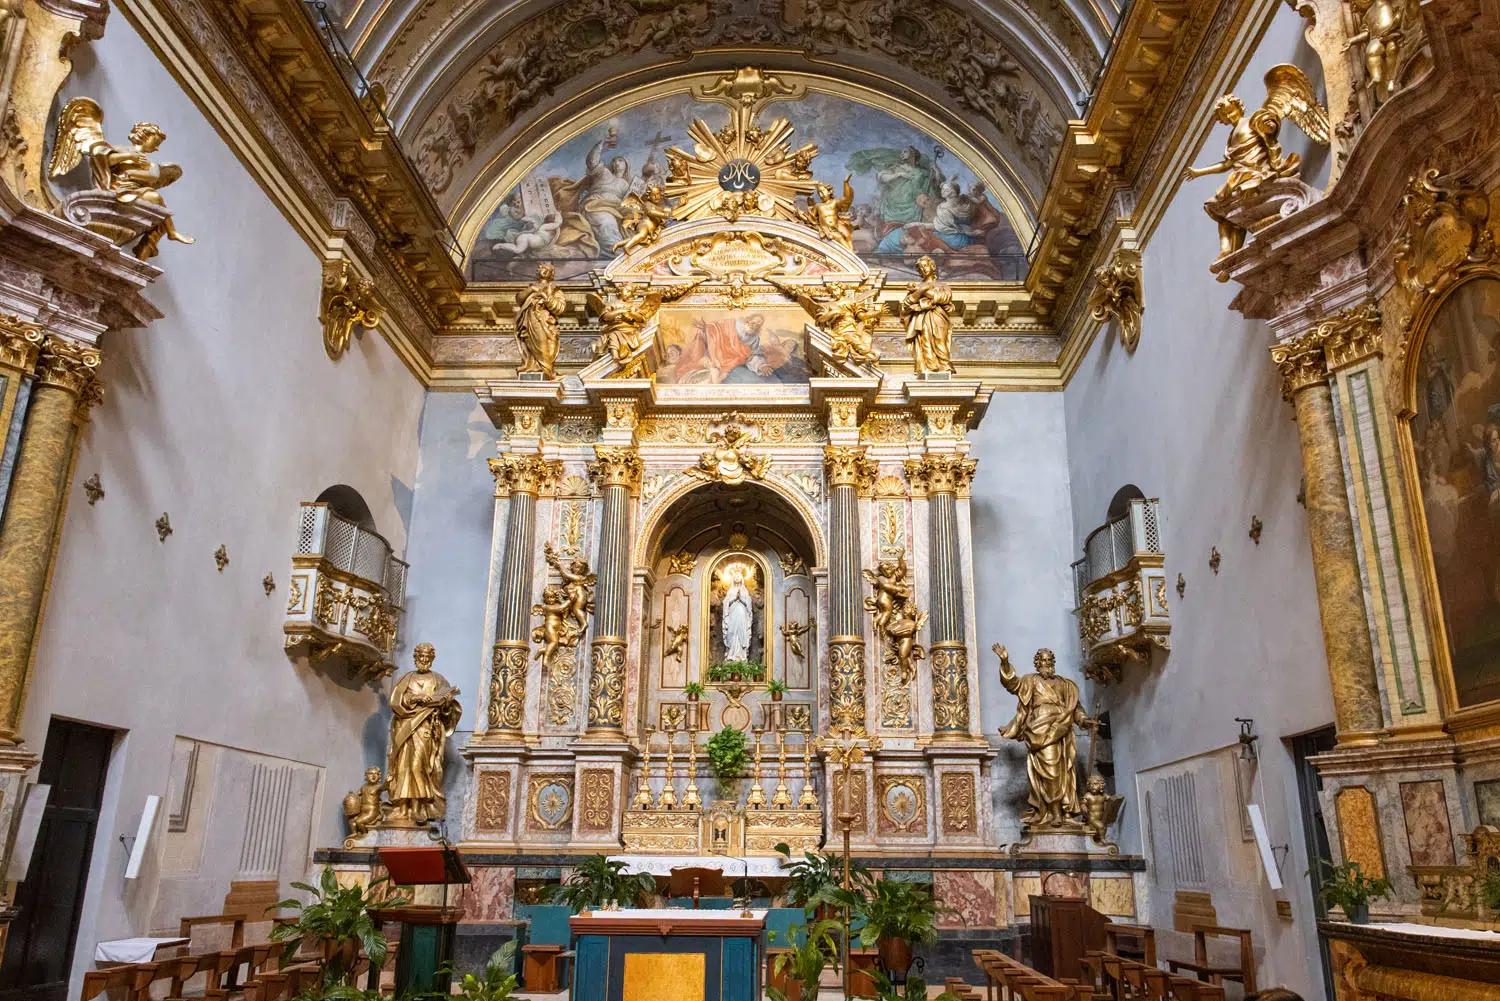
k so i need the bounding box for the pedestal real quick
[571,909,764,1001]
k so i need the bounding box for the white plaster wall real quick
[21,17,424,990]
[1060,8,1336,996]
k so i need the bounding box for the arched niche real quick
[1107,484,1146,521]
[315,484,377,531]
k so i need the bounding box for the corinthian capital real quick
[904,453,977,495]
[1269,333,1329,400]
[588,446,642,490]
[823,445,877,490]
[0,315,44,373]
[34,336,102,396]
[490,453,561,496]
[1317,302,1383,371]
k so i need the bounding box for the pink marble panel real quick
[1400,780,1457,867]
[1040,872,1088,900]
[935,870,999,928]
[462,865,515,922]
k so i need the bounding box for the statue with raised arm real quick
[587,278,705,377]
[385,643,462,826]
[531,584,578,669]
[515,263,567,378]
[901,256,955,374]
[1344,0,1407,100]
[614,185,672,255]
[798,175,857,248]
[769,276,883,366]
[544,542,596,635]
[994,645,1094,829]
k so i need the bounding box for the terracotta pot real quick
[771,690,784,702]
[687,692,700,702]
[877,935,912,974]
[782,978,804,1001]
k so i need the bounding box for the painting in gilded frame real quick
[654,305,809,386]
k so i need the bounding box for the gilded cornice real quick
[588,446,643,491]
[823,446,878,491]
[34,336,102,396]
[0,315,44,374]
[904,454,979,494]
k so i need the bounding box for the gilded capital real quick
[34,336,102,396]
[824,445,877,490]
[588,446,643,490]
[1270,334,1330,400]
[905,454,977,494]
[0,315,44,374]
[492,453,561,496]
[1317,302,1383,370]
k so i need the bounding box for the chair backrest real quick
[1172,891,1217,933]
[516,903,572,946]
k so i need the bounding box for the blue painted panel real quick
[574,934,610,1001]
[516,903,573,945]
[722,937,759,1001]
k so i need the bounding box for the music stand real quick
[666,866,728,909]
[374,846,471,995]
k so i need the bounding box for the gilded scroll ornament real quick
[586,279,704,377]
[318,260,383,361]
[614,185,672,255]
[342,767,388,844]
[685,417,769,484]
[49,97,194,258]
[828,642,867,732]
[385,643,462,826]
[494,453,561,496]
[823,445,878,491]
[995,645,1096,830]
[1087,249,1144,352]
[475,771,512,833]
[586,642,628,729]
[797,176,857,249]
[513,263,567,378]
[769,276,882,365]
[1393,168,1494,331]
[901,256,956,374]
[488,644,527,730]
[905,454,978,494]
[1344,0,1408,100]
[580,768,615,831]
[0,315,43,373]
[1186,65,1330,263]
[941,772,977,834]
[931,645,972,733]
[546,648,579,727]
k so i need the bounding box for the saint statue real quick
[722,566,754,662]
[515,263,567,378]
[386,643,463,826]
[994,645,1095,829]
[901,256,955,374]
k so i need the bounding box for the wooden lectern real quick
[374,846,470,996]
[667,867,729,908]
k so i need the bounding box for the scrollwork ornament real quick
[941,773,977,834]
[823,446,878,491]
[320,260,382,362]
[586,642,628,730]
[494,454,562,496]
[35,336,102,396]
[930,645,971,733]
[828,641,867,732]
[487,644,528,732]
[1087,249,1144,352]
[904,454,978,494]
[0,315,43,373]
[588,446,643,490]
[1393,170,1495,361]
[1269,333,1329,400]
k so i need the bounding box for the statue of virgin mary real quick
[722,566,753,662]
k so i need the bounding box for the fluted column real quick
[1272,334,1384,741]
[0,335,100,743]
[584,447,641,735]
[825,447,877,732]
[907,454,978,737]
[487,453,558,735]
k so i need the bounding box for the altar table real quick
[571,909,765,1001]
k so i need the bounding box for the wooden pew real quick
[1077,949,1226,1001]
[973,947,1088,1001]
[1165,925,1256,995]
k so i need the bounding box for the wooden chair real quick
[1104,922,1157,968]
[1165,926,1255,995]
[80,965,135,1001]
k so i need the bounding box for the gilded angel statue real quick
[614,185,672,255]
[863,554,927,683]
[48,97,194,259]
[768,276,883,366]
[586,278,704,377]
[1184,65,1329,261]
[1344,0,1407,100]
[798,175,856,248]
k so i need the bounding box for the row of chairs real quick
[1078,951,1229,1001]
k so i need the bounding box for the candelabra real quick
[682,727,702,810]
[797,729,819,810]
[657,726,678,810]
[633,727,656,810]
[770,726,793,809]
[822,726,881,996]
[746,727,767,809]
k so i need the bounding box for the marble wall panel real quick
[1399,780,1456,867]
[462,866,515,922]
[1336,786,1387,879]
[935,871,1000,928]
[1011,876,1042,917]
[1089,876,1136,918]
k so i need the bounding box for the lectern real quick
[374,846,470,995]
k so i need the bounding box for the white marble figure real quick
[722,567,753,662]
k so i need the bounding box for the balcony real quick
[1072,498,1170,681]
[283,502,407,680]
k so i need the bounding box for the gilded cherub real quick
[1183,65,1329,261]
[882,599,928,685]
[342,767,388,840]
[1344,0,1407,100]
[49,97,194,259]
[1081,773,1124,848]
[663,622,690,664]
[769,276,883,366]
[544,542,595,635]
[531,584,578,667]
[614,185,672,255]
[587,278,705,377]
[798,175,856,248]
[780,620,809,662]
[686,420,770,484]
[862,554,914,636]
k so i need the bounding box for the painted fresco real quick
[467,92,1026,283]
[655,305,809,385]
[1412,278,1500,706]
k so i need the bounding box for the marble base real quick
[344,825,441,850]
[1008,829,1118,858]
[1205,176,1321,238]
[60,190,169,249]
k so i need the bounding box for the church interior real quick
[0,0,1497,999]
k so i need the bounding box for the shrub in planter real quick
[684,682,706,701]
[543,855,656,913]
[706,660,766,683]
[270,867,407,985]
[707,726,749,796]
[856,878,944,973]
[765,679,787,701]
[1314,858,1391,923]
[767,919,841,1001]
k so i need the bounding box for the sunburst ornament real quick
[665,104,820,224]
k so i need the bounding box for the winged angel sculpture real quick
[586,278,705,377]
[768,276,882,366]
[1184,65,1329,266]
[797,175,857,249]
[48,97,194,259]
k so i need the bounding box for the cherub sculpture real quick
[587,278,705,377]
[531,584,578,668]
[798,175,856,248]
[863,554,928,683]
[862,554,913,636]
[1081,773,1125,849]
[1344,0,1407,100]
[614,185,672,255]
[769,276,883,366]
[780,620,809,662]
[342,766,388,841]
[544,542,596,635]
[882,600,928,685]
[1184,65,1329,262]
[686,419,770,484]
[663,622,690,664]
[49,97,194,259]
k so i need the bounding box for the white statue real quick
[722,567,753,662]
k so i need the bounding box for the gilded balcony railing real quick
[1071,498,1170,679]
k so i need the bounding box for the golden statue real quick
[614,186,672,255]
[901,256,955,374]
[663,622,690,664]
[780,620,809,662]
[862,554,912,637]
[385,643,462,826]
[769,277,882,366]
[1081,773,1125,849]
[586,278,704,377]
[1344,0,1407,100]
[531,584,577,668]
[1183,65,1330,262]
[994,645,1095,830]
[797,175,856,248]
[864,555,927,684]
[515,263,567,378]
[685,417,770,484]
[342,767,387,842]
[49,97,194,259]
[544,542,595,635]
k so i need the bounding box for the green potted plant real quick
[775,843,874,917]
[449,942,519,1001]
[706,660,766,683]
[765,678,787,701]
[684,681,706,702]
[543,855,656,914]
[707,726,749,796]
[1483,867,1500,913]
[1314,858,1392,924]
[269,866,406,985]
[767,919,841,1001]
[856,878,944,974]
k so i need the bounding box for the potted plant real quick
[269,866,406,985]
[707,726,749,796]
[706,660,766,683]
[684,681,705,702]
[856,878,944,974]
[767,919,841,1001]
[1314,858,1392,924]
[449,942,520,1001]
[775,843,874,918]
[543,855,656,914]
[765,678,787,702]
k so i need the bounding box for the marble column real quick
[908,454,978,737]
[584,447,641,736]
[487,454,558,736]
[825,447,876,732]
[0,335,100,743]
[1272,334,1384,740]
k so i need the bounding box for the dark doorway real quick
[0,719,115,1001]
[1290,725,1338,1001]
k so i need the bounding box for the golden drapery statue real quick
[515,264,567,378]
[586,278,704,377]
[49,97,194,259]
[342,767,387,843]
[901,256,955,374]
[769,276,883,366]
[1345,0,1407,99]
[994,645,1095,829]
[385,643,462,826]
[863,554,927,685]
[614,185,671,255]
[686,416,770,484]
[797,175,856,248]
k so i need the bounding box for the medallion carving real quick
[528,774,575,831]
[877,775,928,835]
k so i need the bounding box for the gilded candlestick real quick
[746,727,767,809]
[771,726,793,809]
[798,730,819,810]
[657,727,678,810]
[682,728,702,810]
[633,727,655,810]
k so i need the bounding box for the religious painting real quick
[466,91,1025,283]
[655,306,809,385]
[707,554,765,667]
[1411,278,1500,706]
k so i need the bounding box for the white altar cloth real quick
[1327,920,1500,941]
[94,937,189,963]
[608,855,789,877]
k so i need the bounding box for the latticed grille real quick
[385,558,408,609]
[1140,500,1161,553]
[1109,517,1133,571]
[1084,525,1115,582]
[323,516,356,571]
[351,529,388,584]
[296,505,322,554]
[1072,559,1089,608]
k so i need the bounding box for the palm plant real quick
[269,867,406,985]
[766,919,842,1001]
[542,855,655,912]
[450,942,519,1001]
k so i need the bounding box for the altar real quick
[571,909,765,1001]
